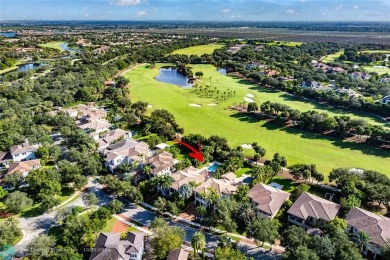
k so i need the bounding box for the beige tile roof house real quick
[170,166,206,192]
[89,231,145,260]
[146,151,176,177]
[287,192,340,229]
[78,119,112,133]
[248,183,290,219]
[96,129,131,150]
[346,207,390,257]
[7,159,41,176]
[104,139,150,173]
[167,248,189,260]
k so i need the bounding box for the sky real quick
[1,0,390,21]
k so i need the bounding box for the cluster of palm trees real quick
[191,231,206,259]
[192,84,236,101]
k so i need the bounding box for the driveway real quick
[14,177,113,254]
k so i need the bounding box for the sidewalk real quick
[139,201,285,253]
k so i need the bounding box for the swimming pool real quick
[207,163,220,172]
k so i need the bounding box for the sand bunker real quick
[189,104,202,107]
[244,97,255,103]
[147,105,154,108]
[241,144,253,149]
[246,94,254,98]
[208,103,218,106]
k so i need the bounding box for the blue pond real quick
[59,43,79,53]
[0,32,16,38]
[207,163,220,172]
[155,68,193,88]
[17,63,48,72]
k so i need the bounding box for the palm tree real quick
[178,183,193,200]
[355,231,371,253]
[196,205,207,219]
[123,172,132,182]
[156,175,173,191]
[191,231,206,259]
[143,165,152,178]
[239,203,256,225]
[5,216,17,226]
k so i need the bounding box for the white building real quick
[9,141,41,162]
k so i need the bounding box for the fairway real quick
[171,44,225,56]
[39,41,66,51]
[321,50,344,63]
[124,64,390,177]
[363,65,390,75]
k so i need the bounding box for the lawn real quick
[39,41,65,51]
[361,50,390,54]
[321,50,344,63]
[363,65,390,75]
[171,44,225,56]
[235,168,252,177]
[124,64,390,177]
[102,216,118,232]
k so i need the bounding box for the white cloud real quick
[136,10,148,16]
[111,0,142,6]
[222,9,230,13]
[353,5,360,9]
[286,9,296,15]
[335,4,344,10]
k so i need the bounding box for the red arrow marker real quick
[175,140,204,162]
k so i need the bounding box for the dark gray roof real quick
[89,231,145,260]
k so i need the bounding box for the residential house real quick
[379,77,390,84]
[314,62,331,72]
[104,139,150,173]
[75,104,108,122]
[262,70,280,77]
[92,45,109,55]
[78,119,112,135]
[300,80,323,89]
[287,192,340,229]
[167,248,189,260]
[89,231,145,260]
[254,45,264,52]
[0,152,12,168]
[228,44,247,54]
[380,95,390,105]
[346,207,390,259]
[350,72,371,80]
[6,159,41,177]
[329,67,346,74]
[76,38,90,47]
[9,141,41,162]
[161,166,206,196]
[15,47,42,53]
[335,88,363,98]
[96,129,132,151]
[194,176,241,207]
[248,183,290,219]
[104,80,116,87]
[145,151,177,178]
[246,62,265,70]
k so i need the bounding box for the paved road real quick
[120,204,280,259]
[15,178,113,254]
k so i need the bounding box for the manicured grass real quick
[39,41,65,51]
[363,65,390,75]
[235,168,252,177]
[321,50,344,63]
[102,217,118,232]
[0,60,22,75]
[361,50,390,54]
[270,176,299,193]
[171,44,225,56]
[124,64,390,177]
[272,41,303,47]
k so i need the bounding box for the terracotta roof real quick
[194,177,239,197]
[171,167,206,191]
[9,142,40,155]
[167,248,189,260]
[97,129,129,148]
[147,151,175,175]
[7,159,41,174]
[78,119,111,131]
[221,172,236,181]
[89,231,144,260]
[287,192,340,222]
[248,183,290,216]
[346,207,390,248]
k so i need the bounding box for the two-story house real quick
[287,192,340,229]
[160,166,206,196]
[145,151,177,178]
[96,129,132,151]
[104,139,150,173]
[89,231,145,260]
[9,141,41,162]
[346,207,390,259]
[7,159,41,177]
[248,183,290,219]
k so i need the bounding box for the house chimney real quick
[24,138,29,145]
